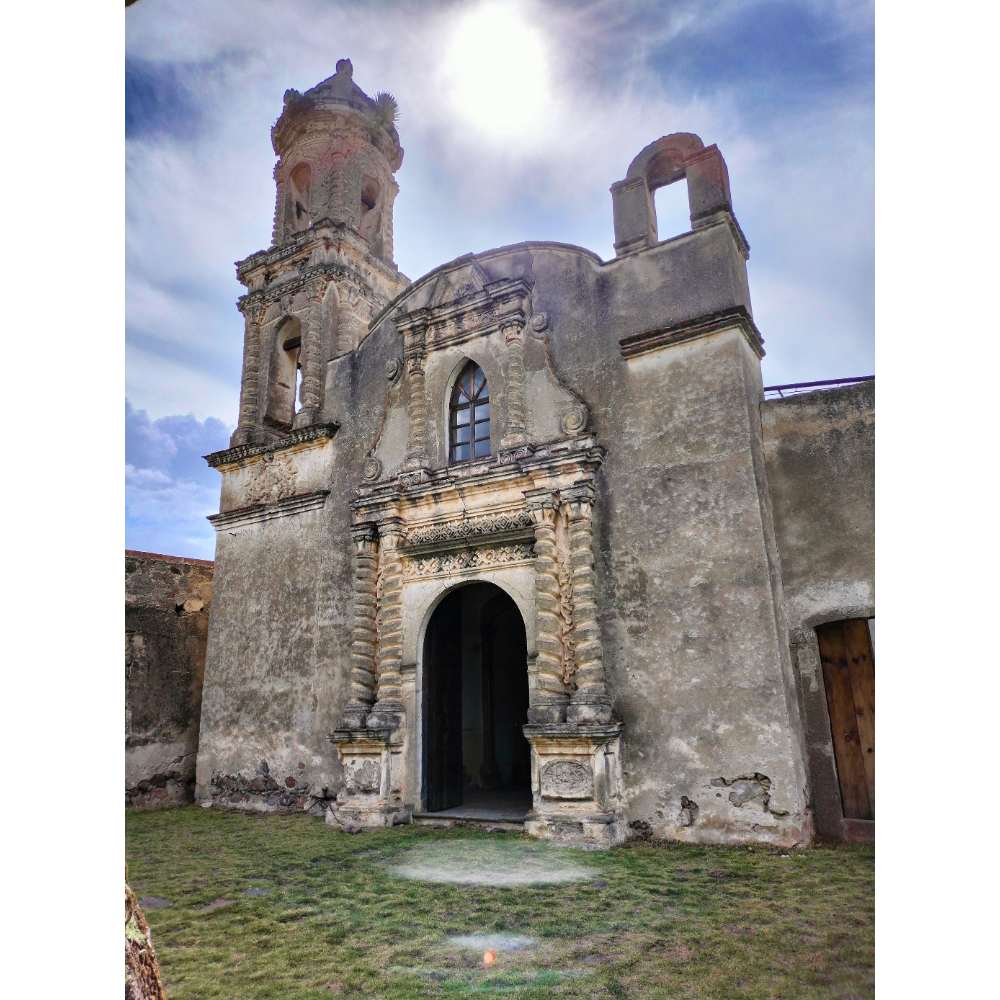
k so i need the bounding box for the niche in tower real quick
[263,316,302,431]
[359,176,383,255]
[289,162,312,233]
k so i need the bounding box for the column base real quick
[523,721,626,849]
[566,699,613,725]
[293,407,319,429]
[328,724,409,832]
[366,701,404,730]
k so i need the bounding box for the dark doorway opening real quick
[422,582,531,819]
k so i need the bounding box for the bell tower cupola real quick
[229,60,409,448]
[270,58,403,264]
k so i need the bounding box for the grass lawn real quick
[126,807,874,999]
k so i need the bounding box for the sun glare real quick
[439,1,552,143]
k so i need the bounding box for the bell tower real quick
[230,59,408,446]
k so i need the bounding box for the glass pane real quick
[474,403,491,422]
[454,406,470,426]
[473,367,486,393]
[473,439,491,458]
[454,425,470,444]
[452,443,470,462]
[454,385,469,404]
[474,420,490,441]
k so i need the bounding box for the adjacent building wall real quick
[762,382,875,839]
[126,551,213,809]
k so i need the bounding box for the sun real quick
[439,1,553,144]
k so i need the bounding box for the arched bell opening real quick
[421,581,531,818]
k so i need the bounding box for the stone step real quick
[412,812,526,833]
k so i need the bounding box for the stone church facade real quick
[197,61,874,848]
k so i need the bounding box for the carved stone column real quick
[368,518,405,728]
[403,327,428,471]
[525,489,568,723]
[563,483,613,724]
[232,301,264,445]
[500,317,528,450]
[341,523,379,729]
[293,281,326,428]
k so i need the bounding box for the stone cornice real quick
[393,277,533,354]
[235,220,405,287]
[204,422,339,470]
[351,435,605,513]
[619,306,764,361]
[208,489,330,532]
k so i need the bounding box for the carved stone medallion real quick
[344,758,381,795]
[561,404,589,435]
[384,357,402,383]
[362,457,383,482]
[540,759,593,800]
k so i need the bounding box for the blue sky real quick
[125,0,873,560]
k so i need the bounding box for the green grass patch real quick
[127,807,873,999]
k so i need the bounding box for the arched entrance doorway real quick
[422,582,531,818]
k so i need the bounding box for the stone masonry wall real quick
[126,551,213,809]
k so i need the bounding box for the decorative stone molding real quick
[402,543,535,580]
[369,519,405,727]
[205,422,339,469]
[524,489,569,723]
[208,490,330,533]
[362,457,383,482]
[561,404,589,436]
[342,523,379,729]
[563,482,613,725]
[327,728,410,831]
[293,280,328,427]
[523,722,626,848]
[540,760,593,800]
[245,452,299,506]
[619,305,765,361]
[402,509,533,549]
[232,301,266,444]
[497,445,535,466]
[500,317,528,449]
[403,328,429,471]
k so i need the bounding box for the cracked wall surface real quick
[126,551,213,809]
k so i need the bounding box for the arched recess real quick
[433,351,502,467]
[263,316,302,430]
[419,580,531,814]
[289,161,312,232]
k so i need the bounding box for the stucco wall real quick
[126,551,213,808]
[200,227,816,845]
[761,381,875,838]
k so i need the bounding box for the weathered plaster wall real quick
[126,551,213,809]
[762,382,875,628]
[762,382,875,839]
[202,224,821,845]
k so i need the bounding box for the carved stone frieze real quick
[344,758,381,795]
[402,543,534,580]
[402,510,533,548]
[245,453,299,505]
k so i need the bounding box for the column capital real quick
[351,522,378,549]
[524,488,559,524]
[501,317,525,343]
[562,480,596,519]
[375,517,406,549]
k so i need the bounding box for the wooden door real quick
[817,619,875,820]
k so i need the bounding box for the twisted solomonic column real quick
[501,317,528,450]
[525,490,569,723]
[563,482,613,724]
[341,523,379,729]
[368,519,405,727]
[232,300,265,445]
[293,281,326,428]
[404,347,428,469]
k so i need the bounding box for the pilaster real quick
[563,482,613,724]
[524,489,569,723]
[368,518,405,728]
[231,301,265,446]
[293,280,327,428]
[500,317,528,450]
[341,523,379,729]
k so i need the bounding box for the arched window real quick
[449,362,491,463]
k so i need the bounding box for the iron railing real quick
[762,375,874,400]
